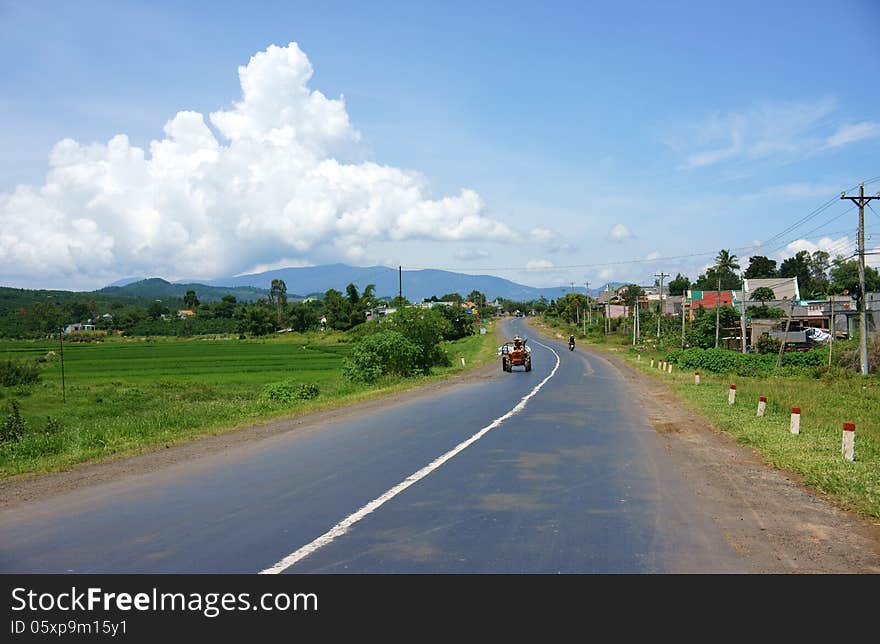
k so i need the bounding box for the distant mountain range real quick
[97,278,272,303]
[101,264,610,303]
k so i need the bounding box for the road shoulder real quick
[528,319,880,572]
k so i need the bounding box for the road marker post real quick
[667,363,673,374]
[460,357,466,366]
[694,370,700,385]
[842,422,855,461]
[790,407,800,435]
[637,354,641,361]
[728,384,736,405]
[650,359,654,368]
[757,395,766,417]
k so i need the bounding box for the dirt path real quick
[529,322,880,573]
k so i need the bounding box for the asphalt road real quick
[0,319,747,573]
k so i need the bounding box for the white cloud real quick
[781,236,855,260]
[607,223,633,242]
[453,248,490,261]
[526,259,554,270]
[667,98,878,169]
[236,258,314,276]
[0,43,519,288]
[824,122,880,149]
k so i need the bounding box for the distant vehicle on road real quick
[514,310,524,317]
[500,336,532,372]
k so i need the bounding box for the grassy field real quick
[531,317,880,517]
[0,324,499,478]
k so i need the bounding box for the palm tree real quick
[714,249,740,348]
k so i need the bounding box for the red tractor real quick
[500,336,532,372]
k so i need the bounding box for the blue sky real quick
[1,0,879,290]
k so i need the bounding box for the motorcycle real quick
[568,339,575,351]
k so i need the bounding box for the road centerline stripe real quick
[259,339,561,574]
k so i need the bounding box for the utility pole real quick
[681,300,687,349]
[775,301,794,372]
[655,272,669,338]
[828,291,834,367]
[740,273,748,354]
[398,265,403,306]
[584,282,591,328]
[58,325,66,404]
[841,184,879,375]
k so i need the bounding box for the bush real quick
[665,347,825,376]
[755,335,782,354]
[0,359,40,387]
[261,381,320,404]
[342,330,421,383]
[381,308,452,371]
[1,400,27,443]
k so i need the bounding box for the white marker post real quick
[728,384,736,405]
[638,354,641,361]
[790,407,800,435]
[667,363,673,374]
[694,370,700,385]
[650,359,655,368]
[757,395,766,417]
[842,422,855,461]
[460,357,466,366]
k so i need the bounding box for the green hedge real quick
[664,347,825,376]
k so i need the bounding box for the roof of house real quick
[743,277,800,302]
[178,310,196,316]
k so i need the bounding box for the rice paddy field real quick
[0,327,498,478]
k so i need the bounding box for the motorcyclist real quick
[568,334,576,349]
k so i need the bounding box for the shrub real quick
[262,381,320,404]
[381,308,452,371]
[755,335,782,354]
[1,400,27,443]
[665,347,825,376]
[0,359,40,387]
[342,330,421,383]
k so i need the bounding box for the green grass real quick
[612,345,880,518]
[0,324,499,479]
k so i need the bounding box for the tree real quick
[440,292,463,304]
[287,302,319,332]
[750,287,776,305]
[466,290,486,308]
[668,273,691,297]
[147,301,169,320]
[830,257,880,294]
[269,279,288,327]
[215,295,237,319]
[779,251,811,296]
[322,289,352,330]
[183,290,199,308]
[744,255,778,279]
[238,306,275,336]
[713,249,740,349]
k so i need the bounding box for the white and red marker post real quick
[728,384,736,405]
[757,395,766,417]
[790,407,800,435]
[842,422,855,461]
[694,370,700,385]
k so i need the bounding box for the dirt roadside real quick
[0,357,501,510]
[531,322,880,572]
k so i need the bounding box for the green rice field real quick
[0,327,497,478]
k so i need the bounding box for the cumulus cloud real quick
[607,223,633,242]
[0,43,517,287]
